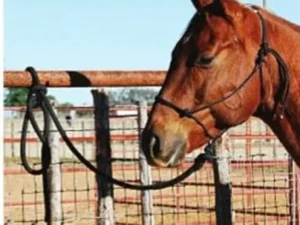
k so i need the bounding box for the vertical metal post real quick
[47,101,62,225]
[245,121,253,207]
[263,0,267,7]
[290,159,300,225]
[296,166,300,224]
[137,101,155,225]
[212,134,233,225]
[81,121,87,158]
[92,89,115,225]
[11,121,15,157]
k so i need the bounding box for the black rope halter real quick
[155,6,290,139]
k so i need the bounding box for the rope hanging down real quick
[20,67,51,175]
[20,67,52,222]
[20,66,214,191]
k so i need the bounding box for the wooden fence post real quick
[212,134,233,225]
[137,101,155,225]
[92,89,115,225]
[47,100,62,225]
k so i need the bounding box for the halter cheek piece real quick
[154,6,290,140]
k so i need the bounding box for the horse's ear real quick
[191,0,243,19]
[191,0,214,11]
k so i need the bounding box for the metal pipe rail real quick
[4,70,166,87]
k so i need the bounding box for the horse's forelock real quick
[181,13,203,45]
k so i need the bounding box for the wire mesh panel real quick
[110,116,216,225]
[4,110,300,225]
[229,119,297,225]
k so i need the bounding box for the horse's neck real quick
[259,12,300,167]
[260,8,300,34]
[262,116,300,167]
[261,71,300,167]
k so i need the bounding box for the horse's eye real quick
[195,55,215,68]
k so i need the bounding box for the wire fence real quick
[4,106,300,225]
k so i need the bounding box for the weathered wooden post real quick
[92,89,115,225]
[47,100,62,225]
[212,134,233,225]
[137,101,155,225]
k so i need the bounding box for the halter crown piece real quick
[155,6,290,140]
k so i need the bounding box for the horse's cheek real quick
[212,102,251,127]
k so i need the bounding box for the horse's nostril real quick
[150,134,161,158]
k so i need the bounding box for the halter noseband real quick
[154,6,290,140]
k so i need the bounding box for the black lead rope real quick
[20,66,214,191]
[20,67,52,222]
[21,67,51,175]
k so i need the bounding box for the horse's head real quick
[142,0,265,167]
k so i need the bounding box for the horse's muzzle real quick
[142,131,186,168]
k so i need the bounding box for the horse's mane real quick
[255,6,300,33]
[177,4,300,54]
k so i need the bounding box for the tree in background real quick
[107,88,158,106]
[47,95,57,102]
[4,88,58,106]
[4,88,29,106]
[59,102,74,107]
[4,87,158,107]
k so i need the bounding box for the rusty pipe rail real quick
[4,70,166,88]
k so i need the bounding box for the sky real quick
[4,0,300,106]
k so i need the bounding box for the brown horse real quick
[142,0,300,168]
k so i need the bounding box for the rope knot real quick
[203,143,215,162]
[261,42,269,54]
[256,43,269,65]
[179,109,192,118]
[29,85,47,109]
[154,96,161,102]
[193,144,214,170]
[31,85,47,95]
[26,67,48,108]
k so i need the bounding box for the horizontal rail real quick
[4,106,151,112]
[12,187,289,197]
[5,188,290,208]
[4,159,289,175]
[4,70,166,88]
[4,134,138,143]
[4,162,288,176]
[229,134,278,140]
[4,133,281,144]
